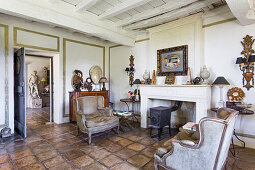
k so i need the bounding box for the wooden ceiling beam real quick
[117,0,198,27]
[0,0,135,46]
[226,0,255,25]
[76,0,101,12]
[124,0,219,30]
[99,0,153,19]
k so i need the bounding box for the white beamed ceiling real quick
[2,0,251,45]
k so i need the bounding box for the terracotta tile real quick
[138,137,156,146]
[32,144,53,154]
[141,147,156,158]
[72,155,94,168]
[59,133,76,139]
[10,149,33,160]
[99,154,123,168]
[108,136,124,142]
[7,145,29,153]
[26,136,43,144]
[41,133,57,139]
[104,143,123,153]
[127,143,146,152]
[37,150,58,161]
[19,162,45,170]
[63,149,84,160]
[65,137,82,144]
[111,162,139,170]
[118,139,133,147]
[128,154,151,168]
[43,155,65,168]
[14,155,37,168]
[89,149,111,160]
[115,148,136,160]
[52,140,69,148]
[48,162,74,170]
[28,140,48,148]
[82,162,107,170]
[96,139,113,147]
[6,140,26,148]
[47,137,65,144]
[0,154,9,164]
[0,162,14,170]
[127,135,145,142]
[142,160,155,170]
[80,145,102,154]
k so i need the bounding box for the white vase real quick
[200,65,210,84]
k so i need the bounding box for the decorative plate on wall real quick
[89,65,102,84]
[227,87,245,101]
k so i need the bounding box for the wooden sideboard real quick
[69,91,109,122]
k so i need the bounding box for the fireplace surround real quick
[140,85,212,128]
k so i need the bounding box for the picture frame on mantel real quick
[157,45,188,76]
[165,75,175,85]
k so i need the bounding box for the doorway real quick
[14,48,54,138]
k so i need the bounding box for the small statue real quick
[186,67,192,85]
[152,70,156,85]
[143,70,151,84]
[29,71,40,99]
[72,70,83,92]
[84,78,93,92]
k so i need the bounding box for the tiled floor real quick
[0,108,255,169]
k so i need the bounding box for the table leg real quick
[233,129,245,148]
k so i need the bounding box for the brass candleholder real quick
[236,35,255,90]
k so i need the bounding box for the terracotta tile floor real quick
[0,108,254,169]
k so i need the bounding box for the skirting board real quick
[234,133,255,149]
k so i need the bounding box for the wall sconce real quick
[125,55,135,87]
[236,35,255,90]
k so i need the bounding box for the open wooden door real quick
[14,47,26,138]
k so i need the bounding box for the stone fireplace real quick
[140,85,212,128]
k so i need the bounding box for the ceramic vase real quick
[200,65,210,84]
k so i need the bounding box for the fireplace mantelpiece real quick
[140,85,212,128]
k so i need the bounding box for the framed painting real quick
[165,76,175,85]
[157,45,188,76]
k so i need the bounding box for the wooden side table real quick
[211,107,254,156]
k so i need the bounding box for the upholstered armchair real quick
[75,96,119,144]
[154,108,239,170]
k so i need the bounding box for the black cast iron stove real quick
[149,101,181,140]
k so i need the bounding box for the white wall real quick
[204,20,255,148]
[148,13,204,83]
[0,13,109,133]
[0,27,6,126]
[110,41,148,111]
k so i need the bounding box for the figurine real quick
[186,67,192,85]
[84,78,93,92]
[152,70,156,85]
[72,70,83,92]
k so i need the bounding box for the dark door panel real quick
[14,47,26,138]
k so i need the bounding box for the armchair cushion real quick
[86,116,118,128]
[155,128,199,158]
[85,112,102,119]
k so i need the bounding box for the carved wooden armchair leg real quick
[76,126,80,136]
[88,132,92,144]
[154,162,159,170]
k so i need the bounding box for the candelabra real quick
[125,55,135,87]
[236,35,255,90]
